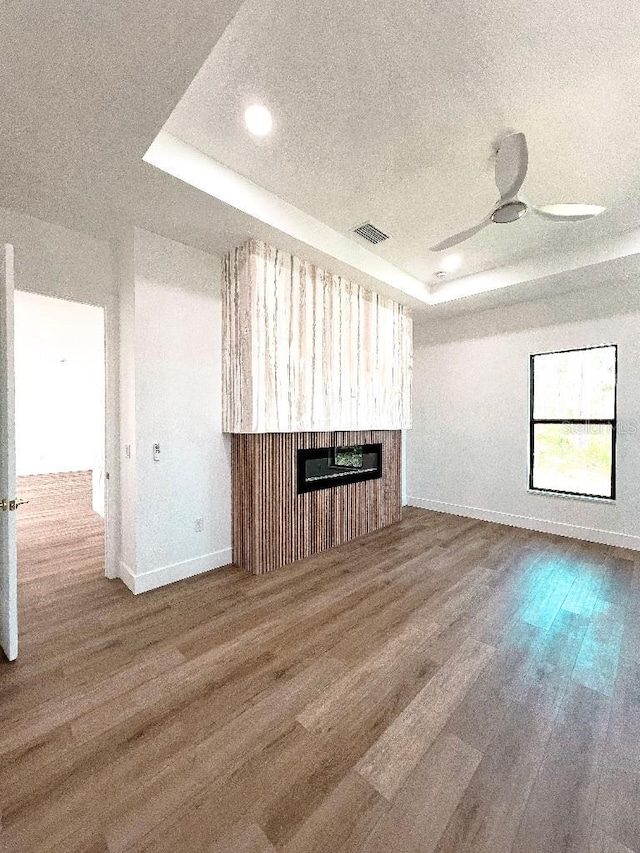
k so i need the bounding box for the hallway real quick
[16,471,105,651]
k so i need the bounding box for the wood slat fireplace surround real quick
[224,240,410,575]
[232,431,402,575]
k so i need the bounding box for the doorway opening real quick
[14,292,107,616]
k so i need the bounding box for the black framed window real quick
[529,344,617,499]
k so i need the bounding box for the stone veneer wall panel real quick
[222,241,412,433]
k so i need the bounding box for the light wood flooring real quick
[1,472,639,853]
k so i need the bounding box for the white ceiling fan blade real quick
[430,217,492,251]
[495,132,528,201]
[534,203,606,222]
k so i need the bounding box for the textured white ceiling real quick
[3,0,640,312]
[165,0,640,285]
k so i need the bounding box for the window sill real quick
[527,488,616,505]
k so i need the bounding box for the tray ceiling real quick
[163,0,640,298]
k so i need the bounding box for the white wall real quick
[14,291,105,477]
[115,229,137,572]
[0,206,114,305]
[407,281,640,550]
[1,206,232,593]
[118,228,231,593]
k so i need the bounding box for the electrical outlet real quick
[153,443,161,462]
[124,444,131,459]
[194,518,204,533]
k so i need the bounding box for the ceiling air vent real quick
[353,222,389,245]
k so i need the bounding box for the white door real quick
[0,244,18,661]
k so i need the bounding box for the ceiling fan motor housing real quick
[491,200,528,223]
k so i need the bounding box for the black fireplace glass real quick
[297,443,382,494]
[332,445,363,468]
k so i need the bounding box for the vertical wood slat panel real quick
[232,430,402,575]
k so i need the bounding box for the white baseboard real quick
[406,496,640,551]
[118,561,137,593]
[118,548,233,594]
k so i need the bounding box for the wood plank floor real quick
[1,473,639,853]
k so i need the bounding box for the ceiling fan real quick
[430,132,606,252]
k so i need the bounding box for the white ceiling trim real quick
[144,132,430,304]
[431,225,640,304]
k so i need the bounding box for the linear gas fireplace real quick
[232,431,401,574]
[297,443,382,494]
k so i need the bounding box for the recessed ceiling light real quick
[244,104,273,137]
[440,254,462,273]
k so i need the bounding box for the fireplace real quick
[232,431,401,574]
[297,444,383,494]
